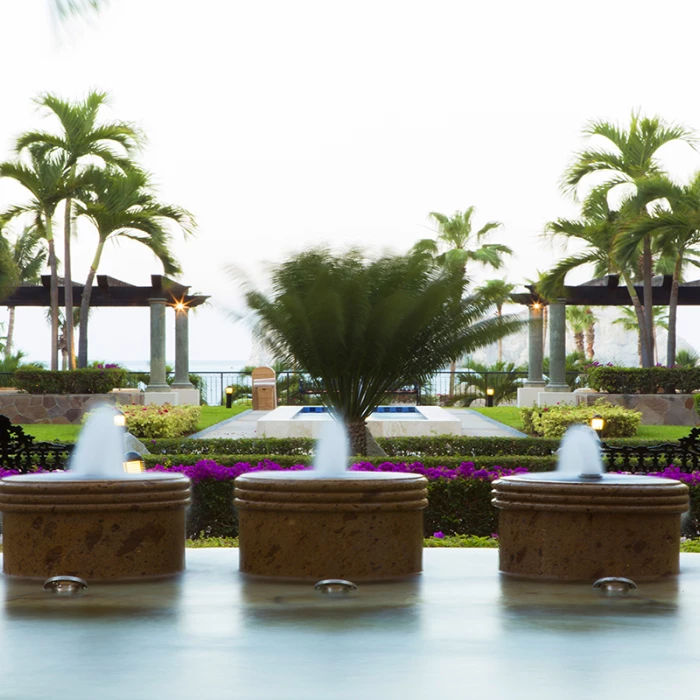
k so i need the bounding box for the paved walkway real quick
[191,408,524,439]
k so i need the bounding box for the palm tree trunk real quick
[63,195,75,370]
[623,273,652,367]
[448,360,457,398]
[45,216,59,371]
[347,418,367,455]
[574,331,584,354]
[585,324,595,359]
[78,240,104,368]
[667,257,682,367]
[642,236,654,367]
[637,333,643,367]
[496,303,503,363]
[5,307,15,360]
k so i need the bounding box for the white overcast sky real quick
[1,0,700,367]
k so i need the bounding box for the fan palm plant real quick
[16,90,143,368]
[565,306,588,355]
[562,112,696,366]
[457,359,526,406]
[244,248,523,454]
[613,306,668,366]
[73,167,194,367]
[412,207,512,396]
[5,226,47,359]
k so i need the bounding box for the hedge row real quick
[588,366,700,394]
[143,454,559,472]
[14,368,128,394]
[180,475,700,540]
[149,435,685,457]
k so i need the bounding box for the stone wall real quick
[576,393,698,426]
[0,391,143,424]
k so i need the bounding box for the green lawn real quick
[469,407,524,432]
[20,404,252,443]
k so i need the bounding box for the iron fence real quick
[183,369,585,407]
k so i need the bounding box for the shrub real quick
[587,366,700,394]
[14,368,128,394]
[522,400,641,438]
[122,403,201,439]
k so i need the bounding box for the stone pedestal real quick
[492,473,689,581]
[0,473,191,581]
[235,472,428,581]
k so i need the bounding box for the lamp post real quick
[590,414,605,437]
[226,385,233,409]
[486,387,495,408]
[123,451,145,474]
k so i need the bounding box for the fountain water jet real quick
[235,412,428,581]
[0,406,190,582]
[492,424,689,581]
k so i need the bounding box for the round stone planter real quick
[234,472,429,581]
[0,473,191,581]
[492,473,689,582]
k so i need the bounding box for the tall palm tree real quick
[0,146,75,368]
[5,226,47,359]
[413,207,512,396]
[621,173,700,366]
[16,91,143,368]
[73,167,194,367]
[540,190,651,364]
[584,307,598,359]
[562,112,696,366]
[613,306,669,365]
[245,248,523,454]
[477,279,515,362]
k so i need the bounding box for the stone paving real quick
[192,408,524,440]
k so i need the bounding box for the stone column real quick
[172,306,194,389]
[146,298,171,392]
[546,300,570,392]
[525,304,546,386]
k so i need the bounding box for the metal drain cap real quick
[43,576,88,596]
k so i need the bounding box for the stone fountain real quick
[234,418,428,581]
[492,424,689,581]
[0,407,190,582]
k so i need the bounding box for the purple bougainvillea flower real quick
[433,531,445,539]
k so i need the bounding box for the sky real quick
[1,0,700,368]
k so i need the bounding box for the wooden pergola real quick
[1,275,209,393]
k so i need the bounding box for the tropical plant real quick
[5,226,46,359]
[620,173,700,366]
[456,360,526,406]
[413,207,512,396]
[244,248,523,454]
[562,112,696,367]
[675,348,699,368]
[477,279,515,362]
[613,306,669,366]
[0,145,76,368]
[565,306,587,354]
[73,166,194,367]
[16,91,143,368]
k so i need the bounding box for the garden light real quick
[226,385,233,409]
[486,387,495,407]
[123,451,145,474]
[590,414,605,435]
[113,411,126,428]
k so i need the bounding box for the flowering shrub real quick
[122,403,201,438]
[521,400,641,438]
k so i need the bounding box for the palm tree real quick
[5,226,47,359]
[613,306,668,365]
[16,91,143,368]
[540,190,651,365]
[584,307,598,359]
[0,146,75,369]
[244,248,523,454]
[477,279,515,362]
[413,207,512,396]
[566,306,588,355]
[675,348,699,368]
[73,167,194,367]
[562,112,696,366]
[621,173,700,366]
